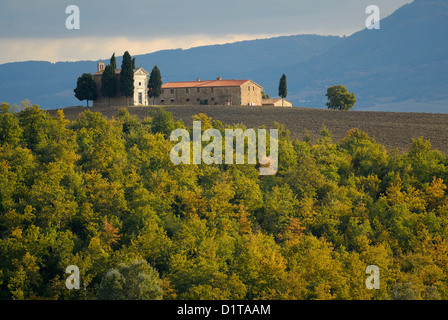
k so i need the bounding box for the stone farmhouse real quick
[159,77,263,106]
[93,62,150,107]
[92,64,293,107]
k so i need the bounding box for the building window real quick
[186,98,190,102]
[211,97,215,101]
[138,92,143,105]
[160,98,165,104]
[211,87,214,93]
[197,88,200,93]
[139,82,142,86]
[171,98,175,103]
[186,88,189,94]
[248,87,250,91]
[171,89,174,94]
[197,98,200,102]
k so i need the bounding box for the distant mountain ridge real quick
[0,0,447,113]
[284,0,448,112]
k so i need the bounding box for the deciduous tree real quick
[96,260,163,300]
[325,85,356,110]
[74,73,97,107]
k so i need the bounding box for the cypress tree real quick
[148,65,162,105]
[278,73,287,107]
[119,51,134,106]
[101,64,117,107]
[110,53,116,70]
[131,58,136,69]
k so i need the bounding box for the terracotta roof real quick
[162,79,261,89]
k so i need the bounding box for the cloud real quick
[0,0,412,63]
[0,34,282,64]
[0,0,411,38]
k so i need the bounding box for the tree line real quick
[74,52,162,107]
[75,55,355,110]
[1,102,446,300]
[276,73,356,110]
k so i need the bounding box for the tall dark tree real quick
[131,58,136,70]
[325,85,356,110]
[148,65,162,105]
[110,53,117,70]
[119,51,134,106]
[278,73,287,107]
[74,73,97,107]
[101,64,117,107]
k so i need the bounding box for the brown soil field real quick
[49,105,448,154]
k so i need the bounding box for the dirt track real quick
[49,105,448,154]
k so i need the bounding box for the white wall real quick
[133,72,148,106]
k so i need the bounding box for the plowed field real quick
[50,105,448,154]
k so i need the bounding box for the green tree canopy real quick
[74,73,97,107]
[0,104,447,301]
[96,260,163,300]
[101,65,117,107]
[325,85,357,110]
[148,65,162,105]
[278,74,287,107]
[110,53,116,70]
[262,91,270,99]
[150,107,174,138]
[0,103,22,147]
[119,51,134,106]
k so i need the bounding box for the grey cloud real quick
[0,0,411,39]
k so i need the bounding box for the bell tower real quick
[97,62,105,72]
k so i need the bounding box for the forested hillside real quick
[1,102,448,300]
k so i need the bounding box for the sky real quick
[0,0,412,64]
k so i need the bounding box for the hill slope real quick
[283,0,448,111]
